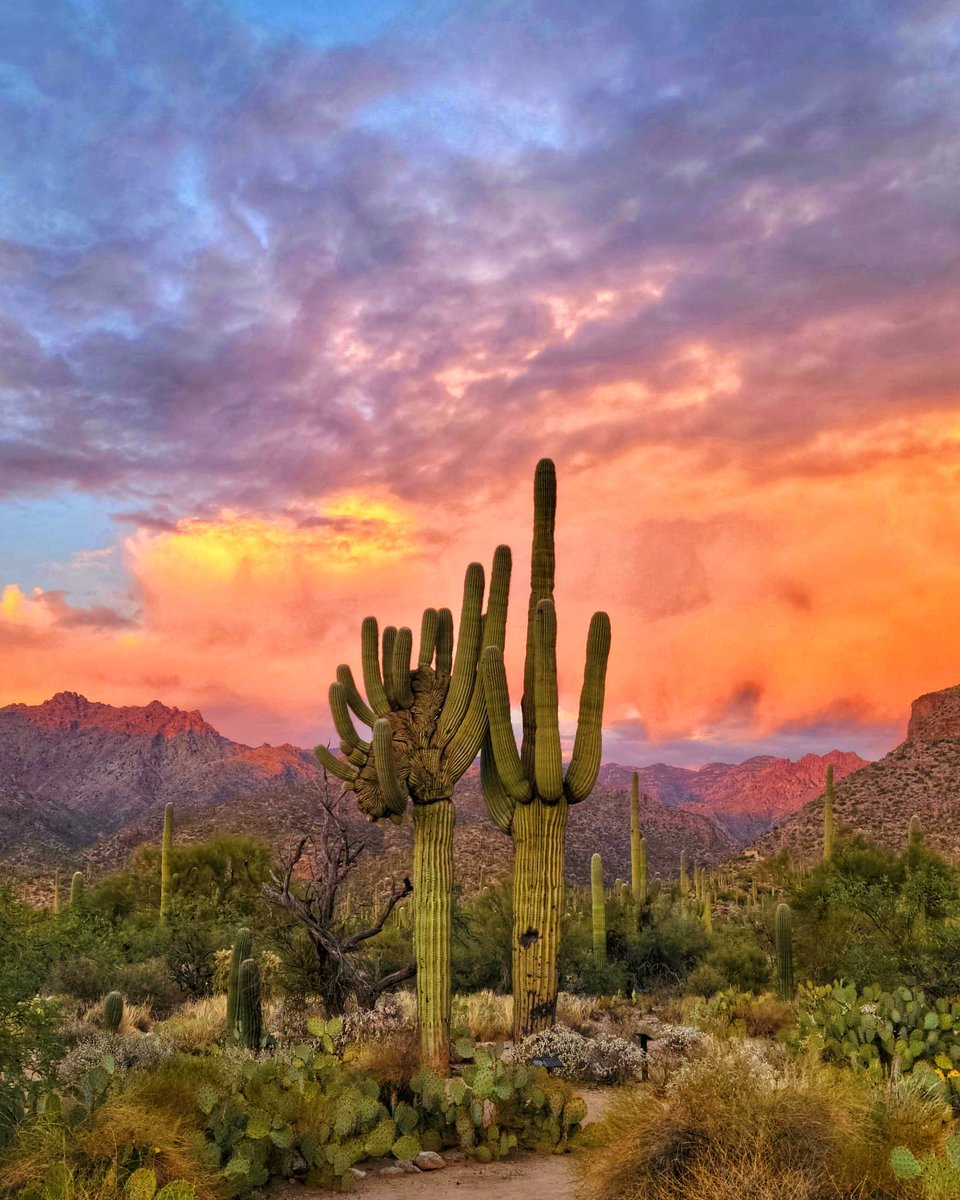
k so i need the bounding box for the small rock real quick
[416,1151,446,1170]
[443,1151,467,1163]
[398,1159,422,1173]
[377,1165,406,1178]
[350,1168,367,1179]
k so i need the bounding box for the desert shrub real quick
[510,1023,646,1084]
[154,997,227,1055]
[577,1041,949,1200]
[703,924,770,992]
[114,958,184,1013]
[56,1030,172,1092]
[451,883,513,992]
[451,989,512,1042]
[685,963,725,997]
[687,988,795,1040]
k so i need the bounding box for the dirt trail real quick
[273,1089,611,1200]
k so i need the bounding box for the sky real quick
[1,0,959,766]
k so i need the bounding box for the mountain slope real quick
[754,685,960,862]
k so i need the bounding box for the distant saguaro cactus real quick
[908,813,923,853]
[591,853,606,968]
[630,774,645,903]
[103,991,124,1033]
[160,802,174,916]
[236,959,264,1051]
[481,459,611,1039]
[679,851,689,897]
[226,927,252,1041]
[823,764,834,862]
[69,871,84,905]
[701,895,713,934]
[776,902,794,1001]
[52,869,60,916]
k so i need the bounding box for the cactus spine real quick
[226,927,252,1041]
[236,958,264,1051]
[908,813,922,853]
[591,853,606,968]
[776,902,794,1000]
[69,870,84,905]
[630,773,645,902]
[103,991,124,1033]
[481,460,611,1040]
[316,548,512,1072]
[52,869,60,915]
[160,802,173,916]
[823,764,834,862]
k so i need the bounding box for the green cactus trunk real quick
[701,896,713,934]
[52,869,60,916]
[591,852,606,968]
[823,764,834,862]
[908,813,922,853]
[679,851,689,897]
[776,902,794,1001]
[630,774,645,903]
[160,802,174,916]
[413,799,454,1072]
[104,991,124,1033]
[512,799,567,1039]
[236,958,264,1051]
[226,927,253,1041]
[69,871,84,905]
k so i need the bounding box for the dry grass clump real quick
[452,990,512,1041]
[153,995,226,1053]
[577,1042,950,1200]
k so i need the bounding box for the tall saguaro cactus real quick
[160,802,174,916]
[236,959,264,1051]
[481,459,612,1039]
[776,902,794,1001]
[630,774,645,903]
[591,853,606,968]
[226,927,252,1041]
[70,870,84,905]
[679,851,689,897]
[908,813,923,853]
[52,869,61,916]
[823,764,834,862]
[316,549,512,1072]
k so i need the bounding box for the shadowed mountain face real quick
[754,685,960,863]
[0,692,870,881]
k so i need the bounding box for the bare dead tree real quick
[263,785,414,1014]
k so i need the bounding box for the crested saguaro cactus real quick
[481,459,611,1039]
[70,870,84,905]
[236,958,264,1051]
[823,764,834,862]
[103,991,124,1033]
[226,927,253,1041]
[776,902,794,1001]
[316,548,512,1072]
[591,853,606,968]
[630,773,645,903]
[160,802,174,916]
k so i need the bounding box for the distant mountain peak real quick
[1,692,219,738]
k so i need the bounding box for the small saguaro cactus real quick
[701,895,713,934]
[480,459,612,1039]
[236,958,264,1051]
[591,853,606,968]
[160,802,174,916]
[52,869,61,916]
[823,764,834,862]
[776,902,794,1001]
[103,991,124,1033]
[315,546,512,1072]
[678,851,689,897]
[908,813,923,853]
[226,927,253,1040]
[70,870,84,905]
[629,773,645,903]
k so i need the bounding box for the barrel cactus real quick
[776,902,794,1001]
[315,548,512,1071]
[226,927,253,1041]
[160,802,174,916]
[591,853,606,968]
[69,870,84,905]
[823,764,834,862]
[481,460,611,1039]
[103,990,124,1033]
[236,958,264,1051]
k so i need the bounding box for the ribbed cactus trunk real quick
[701,895,713,934]
[413,800,453,1072]
[776,902,794,1001]
[160,802,173,916]
[70,870,84,905]
[591,852,606,968]
[104,991,124,1032]
[52,869,60,916]
[236,958,264,1051]
[512,799,567,1036]
[630,773,644,903]
[908,813,922,853]
[679,851,689,897]
[823,764,834,862]
[226,927,252,1041]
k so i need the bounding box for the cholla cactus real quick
[103,990,124,1033]
[823,764,834,862]
[591,853,606,968]
[160,802,174,916]
[315,548,512,1072]
[481,460,611,1039]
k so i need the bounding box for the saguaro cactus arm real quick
[533,600,564,802]
[521,459,557,778]
[564,611,612,803]
[481,646,532,806]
